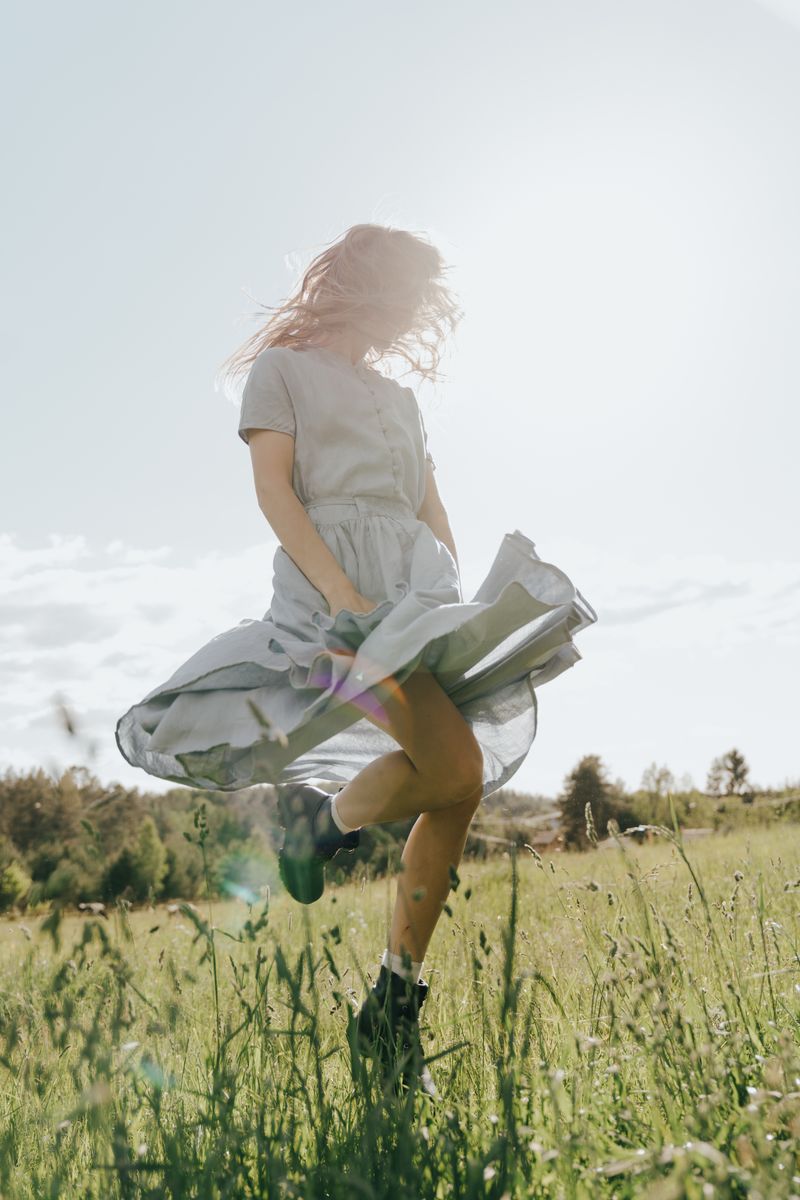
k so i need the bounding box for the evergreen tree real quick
[558,755,617,851]
[131,817,168,901]
[103,846,137,900]
[722,748,751,799]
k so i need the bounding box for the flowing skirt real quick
[115,500,598,799]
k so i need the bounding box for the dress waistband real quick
[304,494,416,520]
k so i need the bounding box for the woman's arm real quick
[247,429,357,607]
[417,462,460,575]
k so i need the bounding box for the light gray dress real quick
[115,344,598,796]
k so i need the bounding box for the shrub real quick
[0,861,32,912]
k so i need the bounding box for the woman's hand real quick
[325,582,380,619]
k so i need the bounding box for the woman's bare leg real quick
[332,672,483,828]
[332,667,485,966]
[330,745,470,827]
[387,785,483,963]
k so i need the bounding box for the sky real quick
[2,0,798,802]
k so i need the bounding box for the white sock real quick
[329,790,360,834]
[381,947,423,984]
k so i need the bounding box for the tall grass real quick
[0,811,798,1198]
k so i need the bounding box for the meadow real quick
[0,815,798,1199]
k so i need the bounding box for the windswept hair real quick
[217,223,463,400]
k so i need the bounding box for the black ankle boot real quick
[355,964,438,1100]
[276,783,360,905]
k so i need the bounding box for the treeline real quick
[556,752,800,850]
[0,765,450,912]
[0,767,279,913]
[0,757,797,913]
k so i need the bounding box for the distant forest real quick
[1,749,797,911]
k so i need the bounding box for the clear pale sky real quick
[2,0,798,800]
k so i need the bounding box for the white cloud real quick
[572,547,800,652]
[0,533,281,788]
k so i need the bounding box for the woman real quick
[115,222,598,1100]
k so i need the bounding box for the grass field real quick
[0,819,798,1198]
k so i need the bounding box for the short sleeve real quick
[238,350,296,444]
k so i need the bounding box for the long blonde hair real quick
[217,223,463,399]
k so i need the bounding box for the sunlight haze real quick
[2,0,797,798]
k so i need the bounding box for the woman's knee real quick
[451,746,485,806]
[425,737,484,810]
[427,784,483,832]
[367,668,485,810]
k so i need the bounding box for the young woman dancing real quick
[115,222,598,1100]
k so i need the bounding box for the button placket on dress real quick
[361,375,404,499]
[315,348,405,501]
